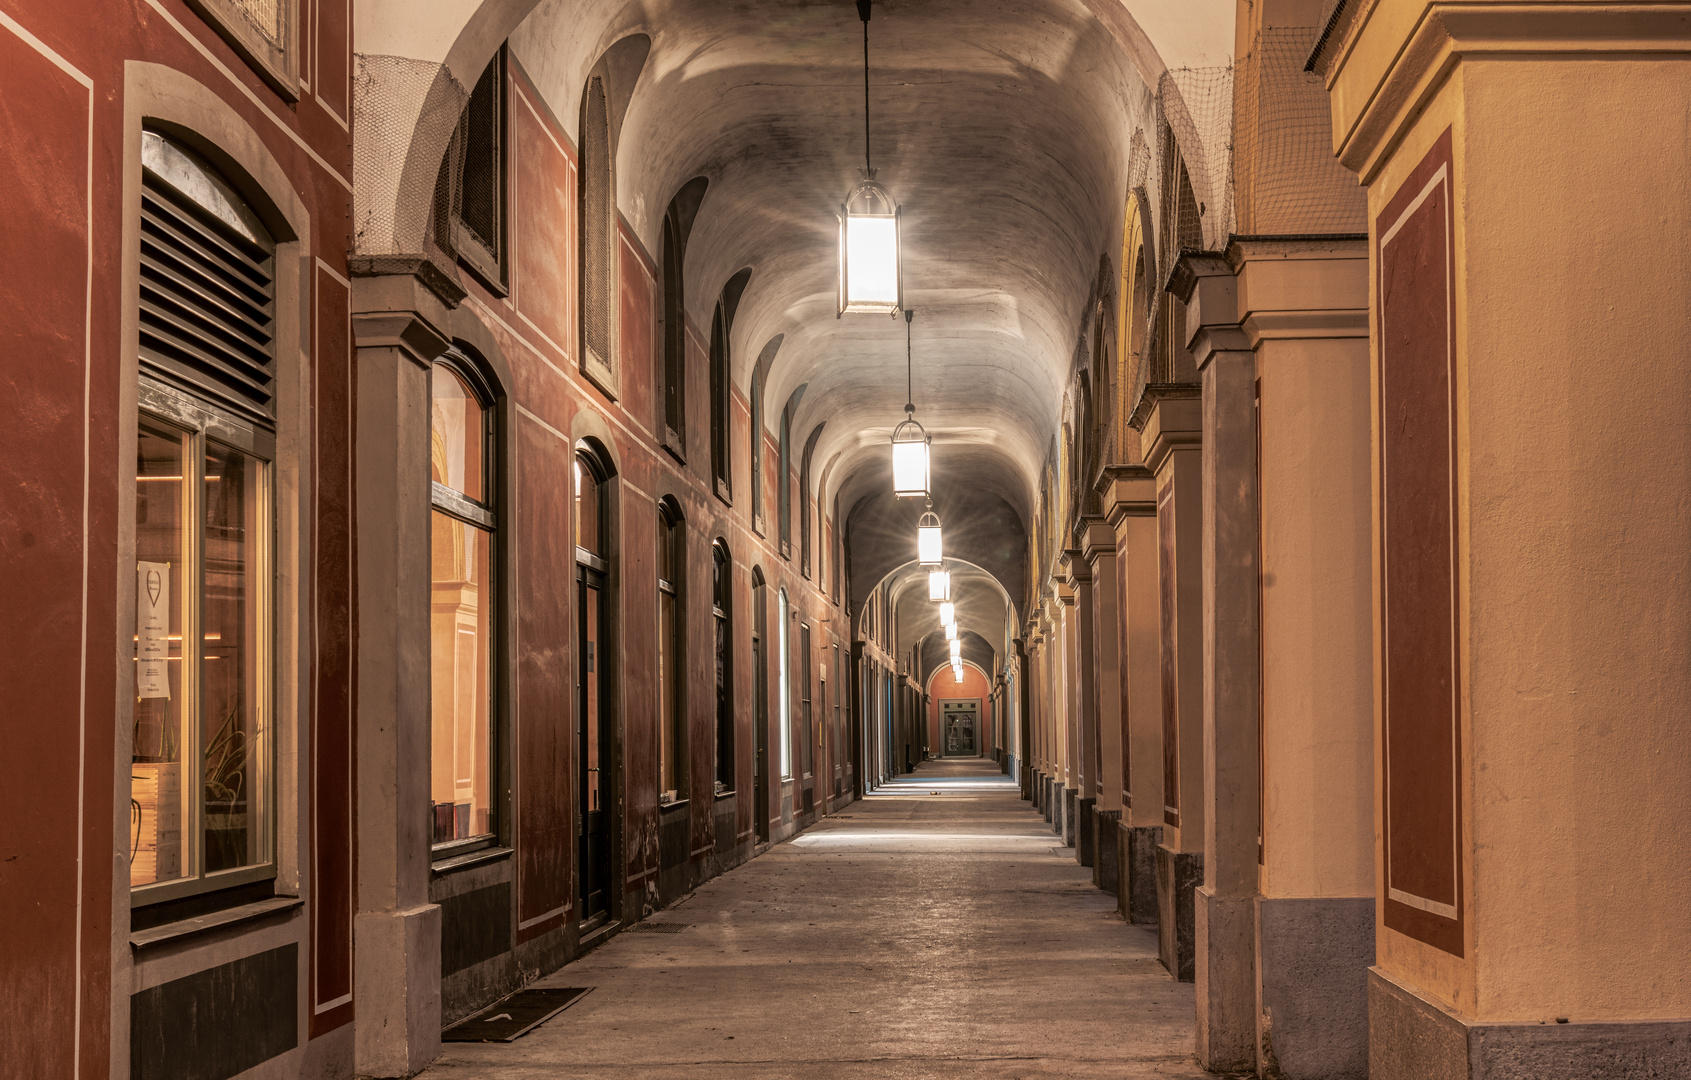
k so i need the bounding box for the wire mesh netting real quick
[353,54,469,256]
[1233,27,1365,234]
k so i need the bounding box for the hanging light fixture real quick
[891,310,930,498]
[927,568,950,602]
[838,0,901,316]
[949,638,962,661]
[944,621,957,642]
[917,504,943,567]
[939,600,955,626]
[953,665,966,683]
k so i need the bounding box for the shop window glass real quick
[659,502,686,801]
[430,361,496,846]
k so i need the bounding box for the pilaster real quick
[351,273,450,1077]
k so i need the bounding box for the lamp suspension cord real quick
[858,0,873,175]
[905,307,914,414]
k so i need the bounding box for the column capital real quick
[352,273,453,369]
[1170,253,1251,372]
[1102,465,1158,526]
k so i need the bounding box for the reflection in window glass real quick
[202,441,267,873]
[431,366,485,501]
[430,511,493,843]
[575,457,601,555]
[131,418,271,891]
[133,424,190,887]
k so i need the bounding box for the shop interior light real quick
[927,569,950,601]
[939,600,955,626]
[917,508,943,568]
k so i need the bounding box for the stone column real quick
[1325,7,1691,1077]
[1177,254,1260,1073]
[1064,551,1097,864]
[1104,468,1162,925]
[1056,583,1079,846]
[1083,521,1121,891]
[351,274,449,1078]
[1243,236,1375,1080]
[1140,390,1204,982]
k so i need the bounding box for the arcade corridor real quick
[5,0,1691,1078]
[422,759,1204,1080]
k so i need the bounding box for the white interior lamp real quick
[890,311,930,498]
[927,567,950,602]
[949,638,962,662]
[939,600,955,626]
[838,0,901,316]
[944,621,957,642]
[953,665,966,683]
[917,506,943,568]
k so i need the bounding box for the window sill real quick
[432,845,513,875]
[714,789,737,801]
[130,896,302,952]
[658,799,690,813]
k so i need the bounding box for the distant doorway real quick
[752,570,769,843]
[942,700,980,757]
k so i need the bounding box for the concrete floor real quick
[420,758,1208,1079]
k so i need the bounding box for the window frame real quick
[131,376,277,908]
[657,498,687,803]
[799,622,813,780]
[778,587,792,780]
[578,73,620,398]
[447,47,509,294]
[428,353,503,858]
[712,540,734,795]
[186,0,300,100]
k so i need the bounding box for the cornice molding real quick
[1333,2,1691,182]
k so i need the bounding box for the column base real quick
[1051,782,1064,832]
[1044,776,1055,822]
[1121,824,1162,924]
[1062,786,1078,847]
[1195,884,1256,1073]
[1093,809,1120,892]
[1155,843,1201,981]
[1258,896,1372,1080]
[1370,968,1691,1080]
[354,903,442,1078]
[1076,797,1095,865]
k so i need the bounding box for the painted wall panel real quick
[310,262,355,1033]
[512,78,576,365]
[0,19,98,1079]
[1157,483,1180,828]
[1377,128,1463,957]
[515,413,572,938]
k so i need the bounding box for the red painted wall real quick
[926,665,993,754]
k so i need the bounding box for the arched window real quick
[798,423,824,578]
[579,74,617,395]
[750,370,765,528]
[429,355,498,846]
[711,269,751,501]
[658,498,686,802]
[660,177,707,455]
[712,541,733,793]
[778,587,792,779]
[132,130,279,898]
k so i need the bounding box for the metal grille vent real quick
[139,135,276,421]
[581,75,612,369]
[627,921,689,934]
[456,54,501,256]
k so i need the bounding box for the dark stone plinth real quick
[1258,896,1373,1080]
[1094,809,1121,893]
[1155,842,1201,981]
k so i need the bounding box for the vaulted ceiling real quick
[479,0,1234,616]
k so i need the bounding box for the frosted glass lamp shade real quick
[927,570,950,602]
[891,435,930,498]
[838,179,902,315]
[953,666,965,683]
[944,621,957,641]
[948,638,962,661]
[916,510,943,568]
[939,601,955,626]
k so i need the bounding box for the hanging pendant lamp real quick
[838,0,902,316]
[917,504,943,568]
[948,637,962,661]
[891,310,930,498]
[944,620,957,642]
[927,568,950,602]
[939,600,956,626]
[953,665,966,683]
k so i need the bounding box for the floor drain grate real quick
[442,987,592,1042]
[628,922,690,933]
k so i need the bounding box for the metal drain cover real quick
[442,987,592,1042]
[628,921,690,933]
